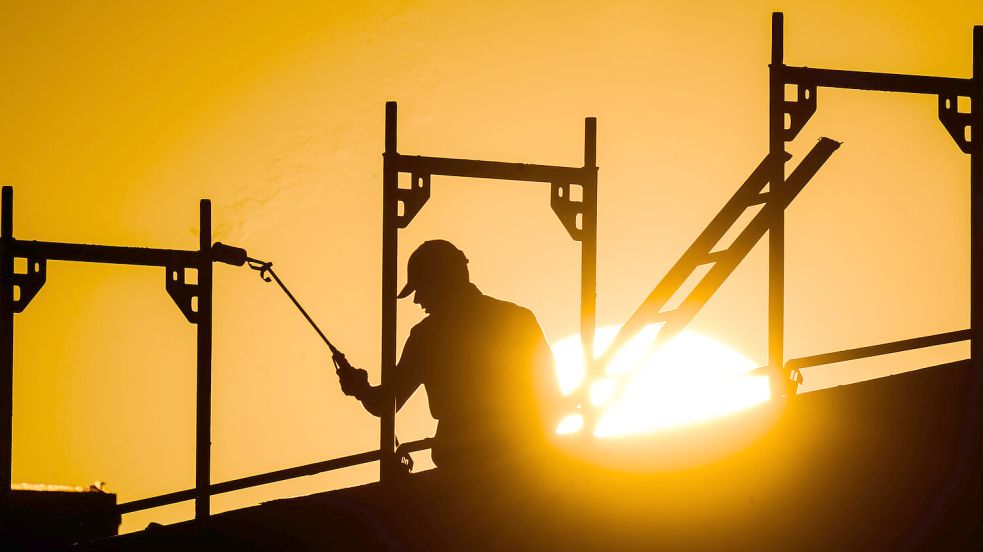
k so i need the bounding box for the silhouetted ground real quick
[81,360,982,551]
[0,489,118,550]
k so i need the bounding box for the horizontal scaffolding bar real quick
[9,240,198,268]
[393,154,591,184]
[785,329,971,371]
[115,449,381,515]
[782,66,975,96]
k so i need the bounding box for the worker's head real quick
[398,240,470,314]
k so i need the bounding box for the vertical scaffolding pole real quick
[582,119,597,378]
[769,13,787,399]
[973,27,982,384]
[1,187,12,499]
[195,200,213,519]
[380,101,399,483]
[581,118,598,422]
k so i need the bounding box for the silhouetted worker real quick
[336,240,556,476]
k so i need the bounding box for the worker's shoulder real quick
[407,313,439,337]
[405,291,542,336]
[478,293,540,326]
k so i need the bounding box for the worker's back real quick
[398,284,556,473]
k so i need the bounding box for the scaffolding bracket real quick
[10,254,46,313]
[783,81,817,140]
[165,265,200,324]
[395,173,430,228]
[551,181,585,241]
[938,95,973,154]
[787,367,804,396]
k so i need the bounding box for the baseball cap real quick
[397,240,470,299]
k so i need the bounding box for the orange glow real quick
[555,413,584,435]
[552,326,770,437]
[3,1,975,534]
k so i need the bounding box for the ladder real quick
[586,137,840,415]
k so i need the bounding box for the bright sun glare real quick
[551,325,770,438]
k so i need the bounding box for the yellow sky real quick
[2,0,981,532]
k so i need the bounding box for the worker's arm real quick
[336,346,421,417]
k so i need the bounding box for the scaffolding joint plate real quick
[938,95,973,154]
[10,254,46,313]
[166,265,200,324]
[788,366,804,394]
[395,173,430,228]
[784,83,817,141]
[550,182,584,241]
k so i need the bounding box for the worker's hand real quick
[338,366,370,398]
[335,355,371,399]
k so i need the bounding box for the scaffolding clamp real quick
[788,366,804,392]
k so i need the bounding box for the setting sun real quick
[551,325,771,438]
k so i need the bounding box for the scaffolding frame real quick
[0,102,598,517]
[594,13,979,406]
[378,101,598,480]
[767,12,981,392]
[0,189,217,518]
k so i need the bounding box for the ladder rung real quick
[702,250,729,264]
[749,191,771,205]
[594,138,839,371]
[652,309,676,322]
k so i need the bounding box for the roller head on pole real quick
[211,242,248,266]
